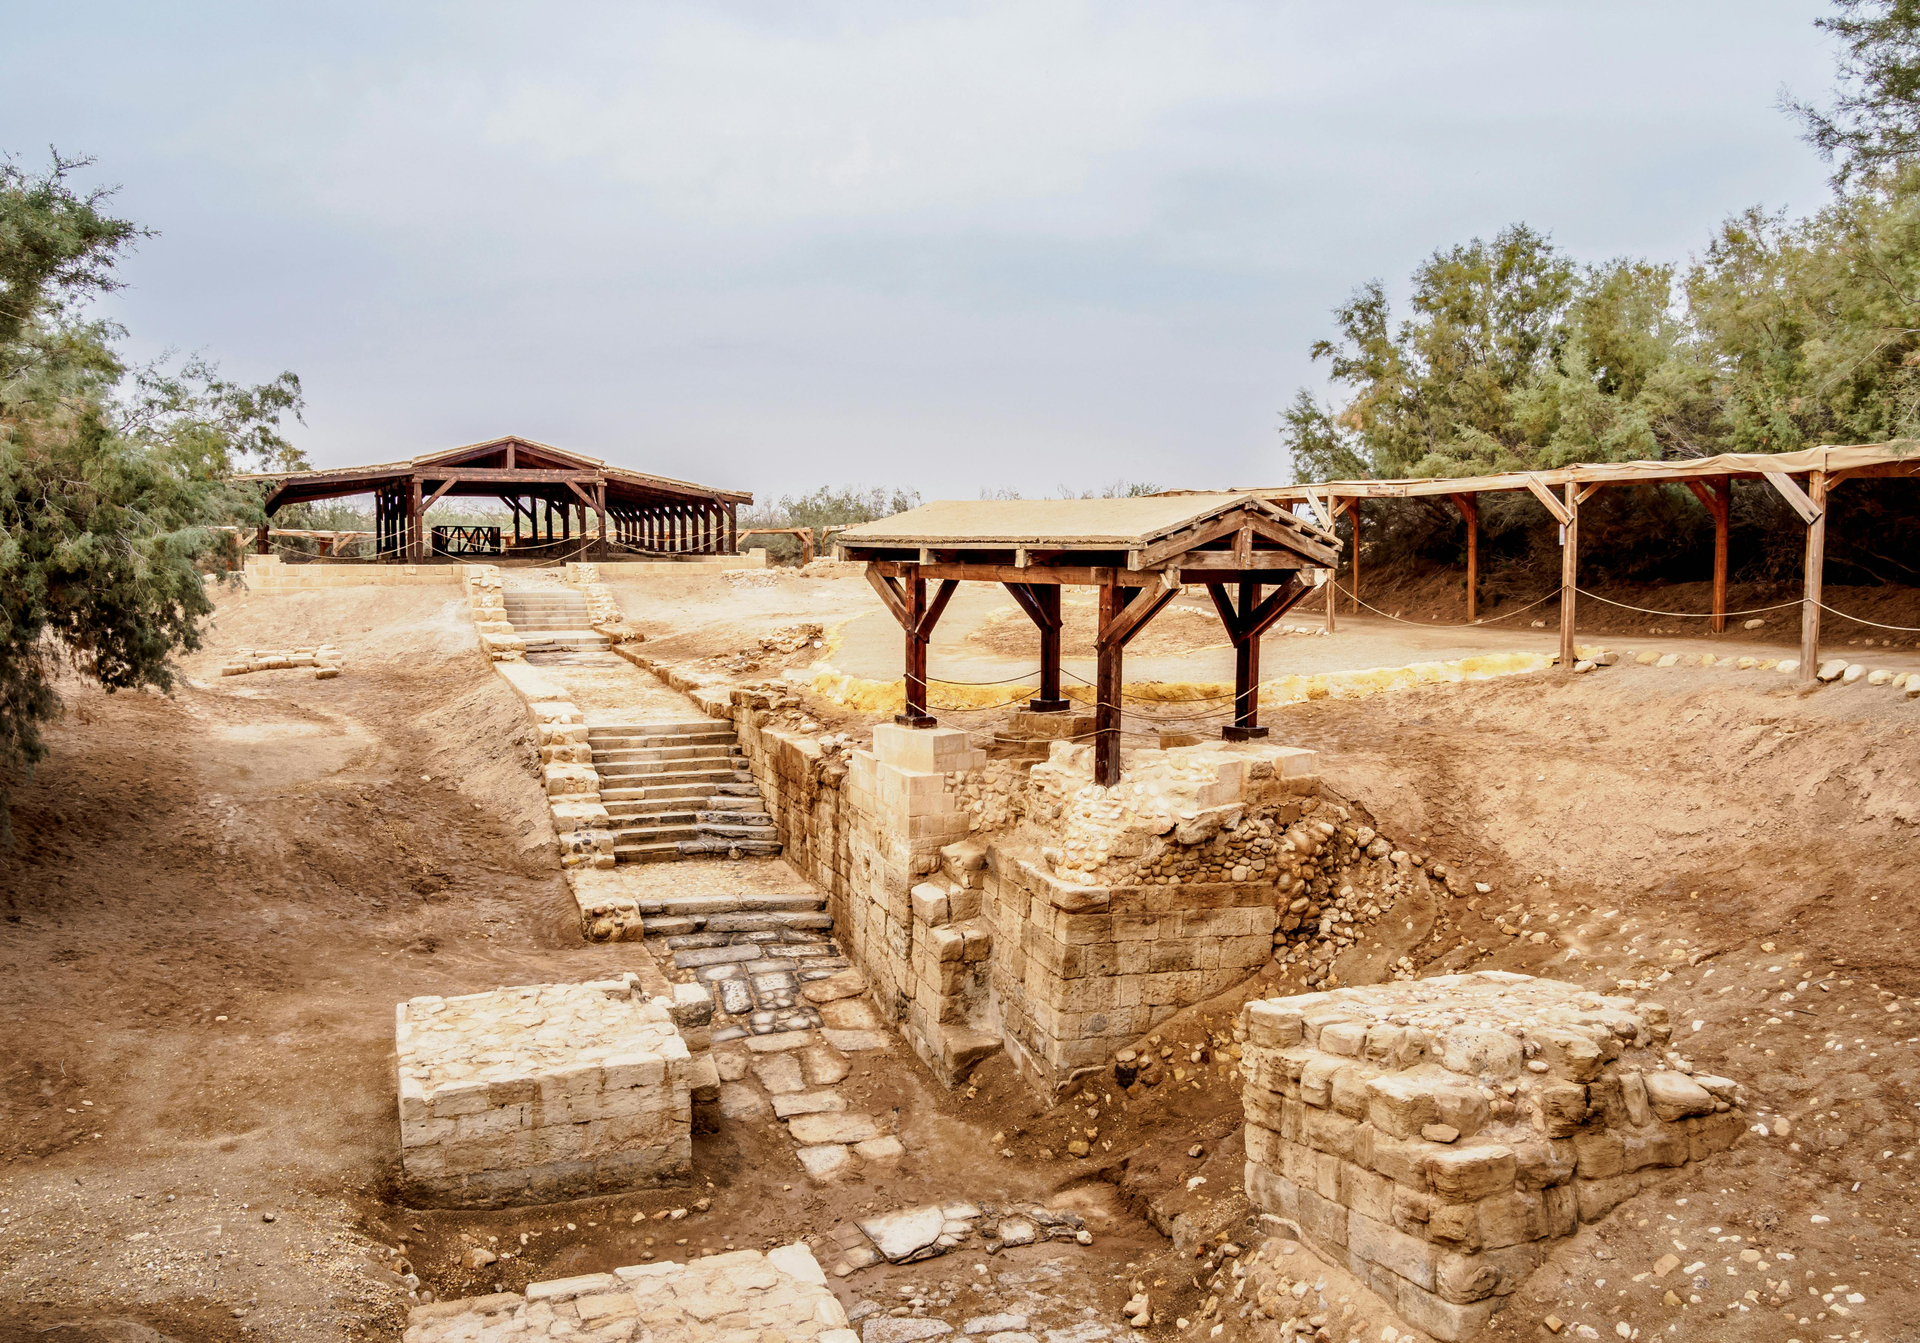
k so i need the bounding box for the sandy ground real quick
[1,567,1917,1343]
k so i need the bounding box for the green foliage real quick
[742,485,921,563]
[1786,0,1920,183]
[1053,480,1163,498]
[1,153,302,839]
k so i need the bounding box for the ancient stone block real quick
[397,983,691,1208]
[1237,972,1745,1342]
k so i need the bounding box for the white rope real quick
[1333,584,1560,627]
[1573,589,1803,619]
[1816,601,1920,632]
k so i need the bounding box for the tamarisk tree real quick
[0,153,303,840]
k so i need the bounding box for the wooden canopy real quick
[1238,440,1920,682]
[836,494,1341,785]
[243,436,752,561]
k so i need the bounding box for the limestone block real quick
[1236,972,1745,1341]
[397,983,689,1207]
[549,800,610,830]
[544,763,600,799]
[871,723,986,774]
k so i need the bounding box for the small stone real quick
[1652,1253,1680,1278]
[795,1144,852,1180]
[1066,1139,1090,1158]
[1420,1124,1460,1144]
[464,1246,499,1269]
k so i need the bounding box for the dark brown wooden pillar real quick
[1230,579,1264,738]
[1451,493,1478,621]
[1095,583,1125,785]
[408,476,424,561]
[901,577,933,727]
[1002,582,1068,711]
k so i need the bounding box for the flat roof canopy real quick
[835,491,1339,579]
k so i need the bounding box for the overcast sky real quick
[7,2,1838,503]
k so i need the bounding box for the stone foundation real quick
[621,655,1464,1100]
[402,1243,853,1342]
[1235,972,1747,1341]
[397,978,692,1207]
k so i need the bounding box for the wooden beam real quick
[1574,482,1605,506]
[917,578,959,638]
[1302,487,1333,530]
[1526,475,1573,526]
[1135,510,1246,567]
[419,468,603,483]
[865,566,909,628]
[1348,500,1360,614]
[1766,471,1822,525]
[1094,584,1126,786]
[1801,470,1827,683]
[1097,582,1176,651]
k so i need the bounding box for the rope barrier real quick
[1329,583,1561,628]
[1573,589,1802,619]
[1816,601,1920,633]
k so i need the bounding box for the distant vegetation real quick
[741,485,922,563]
[1281,0,1920,588]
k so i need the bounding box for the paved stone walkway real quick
[403,1243,856,1342]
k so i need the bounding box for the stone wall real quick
[397,978,692,1208]
[1234,972,1747,1341]
[622,654,1464,1100]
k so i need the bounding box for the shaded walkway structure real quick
[1243,440,1920,683]
[835,495,1339,785]
[247,436,751,561]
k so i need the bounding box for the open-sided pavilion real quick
[1242,440,1920,683]
[834,494,1339,785]
[245,436,751,561]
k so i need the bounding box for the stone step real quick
[596,759,745,780]
[633,893,825,916]
[593,744,742,765]
[599,782,729,804]
[613,837,785,863]
[615,823,698,843]
[597,771,754,799]
[588,720,727,737]
[695,812,773,829]
[588,730,737,750]
[605,800,768,822]
[613,840,686,864]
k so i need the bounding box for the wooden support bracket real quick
[1525,475,1573,525]
[1765,471,1823,524]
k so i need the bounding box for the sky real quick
[5,2,1840,504]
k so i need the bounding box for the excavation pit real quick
[1237,971,1748,1341]
[397,979,692,1208]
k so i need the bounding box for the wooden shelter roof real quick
[1237,440,1920,505]
[243,435,752,511]
[834,492,1338,573]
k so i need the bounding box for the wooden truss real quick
[839,498,1339,785]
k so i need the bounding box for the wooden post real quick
[1349,500,1360,614]
[726,504,737,558]
[1034,584,1065,711]
[1559,481,1577,670]
[408,476,424,561]
[901,576,932,727]
[1003,582,1068,711]
[1451,493,1478,622]
[1230,579,1264,738]
[595,482,609,560]
[1710,480,1730,633]
[800,526,814,567]
[1801,470,1827,682]
[1096,582,1125,786]
[257,515,272,554]
[512,497,522,546]
[1323,498,1344,632]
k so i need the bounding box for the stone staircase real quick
[501,590,611,652]
[589,719,783,863]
